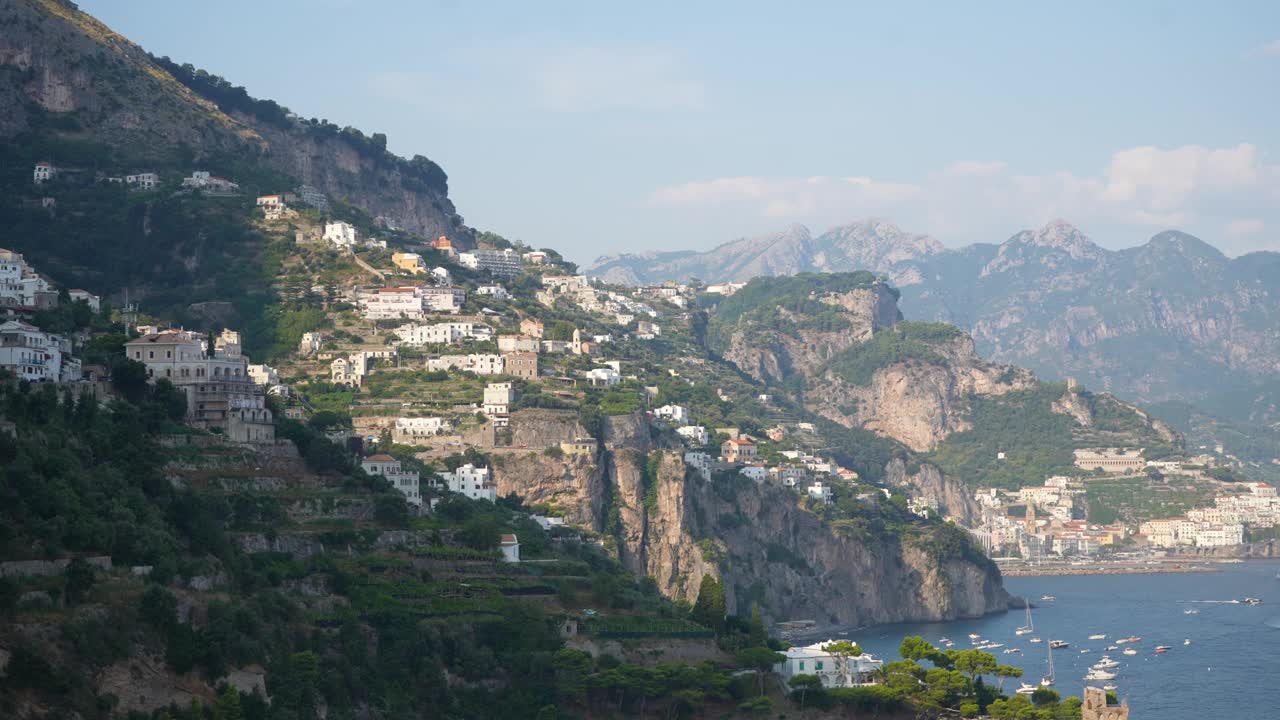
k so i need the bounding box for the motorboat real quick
[1105,645,1118,651]
[969,633,981,640]
[1004,648,1022,654]
[1094,657,1120,669]
[939,637,952,645]
[1122,636,1141,643]
[1155,645,1171,654]
[1088,634,1106,640]
[1103,684,1118,691]
[1244,597,1263,605]
[1183,609,1199,615]
[1122,648,1137,656]
[1016,683,1039,696]
[1085,669,1117,681]
[1029,637,1043,644]
[1184,639,1192,646]
[1040,595,1056,601]
[1049,640,1070,649]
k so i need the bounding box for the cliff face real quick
[884,458,981,526]
[497,412,1008,627]
[720,284,902,386]
[808,335,1035,452]
[0,0,471,243]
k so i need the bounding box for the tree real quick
[788,673,823,708]
[995,663,1023,692]
[952,649,997,681]
[737,696,771,714]
[690,575,725,633]
[821,640,863,687]
[214,685,243,720]
[64,557,95,605]
[734,647,784,696]
[748,603,766,647]
[457,516,501,550]
[1031,686,1060,706]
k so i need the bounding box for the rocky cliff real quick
[884,458,981,526]
[496,412,1009,626]
[0,0,471,243]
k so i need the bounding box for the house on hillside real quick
[720,439,756,463]
[362,454,421,507]
[33,162,57,184]
[774,641,883,689]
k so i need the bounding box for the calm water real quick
[798,560,1280,719]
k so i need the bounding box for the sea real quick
[796,560,1280,719]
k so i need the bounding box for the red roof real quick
[365,454,395,462]
[725,439,754,446]
[500,534,518,544]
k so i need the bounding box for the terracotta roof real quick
[500,534,518,544]
[364,454,396,462]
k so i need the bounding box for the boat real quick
[1079,649,1091,654]
[1088,634,1106,640]
[1184,608,1199,615]
[1085,669,1117,680]
[1016,603,1035,635]
[939,637,952,644]
[1049,640,1070,649]
[1116,636,1140,644]
[1184,639,1192,646]
[1155,645,1171,654]
[1244,597,1263,605]
[1093,658,1119,669]
[1041,640,1056,687]
[969,633,981,639]
[1015,683,1039,696]
[1105,645,1118,651]
[1103,684,1118,691]
[1029,637,1043,644]
[1040,595,1056,601]
[1122,648,1137,656]
[1004,648,1022,654]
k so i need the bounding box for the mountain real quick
[591,219,1280,476]
[0,0,471,244]
[591,219,944,286]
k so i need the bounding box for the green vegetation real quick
[1085,475,1221,525]
[830,321,964,386]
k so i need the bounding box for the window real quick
[798,661,805,671]
[816,661,824,671]
[166,350,171,358]
[148,350,154,359]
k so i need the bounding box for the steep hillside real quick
[0,0,471,243]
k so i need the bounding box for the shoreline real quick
[999,562,1221,577]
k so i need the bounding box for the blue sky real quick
[82,1,1280,261]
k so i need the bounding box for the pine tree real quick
[690,575,725,633]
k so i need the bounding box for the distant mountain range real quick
[590,220,1280,474]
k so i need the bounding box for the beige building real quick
[1073,448,1145,473]
[721,439,757,463]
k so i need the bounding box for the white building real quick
[67,289,100,312]
[437,463,496,502]
[652,404,689,424]
[684,451,713,482]
[458,249,522,278]
[362,454,422,507]
[585,366,621,387]
[33,162,57,184]
[323,221,359,247]
[392,416,452,444]
[426,353,505,376]
[476,285,510,300]
[184,171,240,193]
[394,322,490,346]
[246,364,279,386]
[774,641,884,689]
[739,464,769,482]
[500,534,520,563]
[522,251,548,264]
[125,172,160,191]
[676,425,709,446]
[483,382,514,419]
[0,320,67,382]
[498,335,539,353]
[807,481,835,505]
[299,332,324,355]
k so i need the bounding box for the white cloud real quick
[1225,219,1265,239]
[648,144,1280,252]
[1244,38,1280,59]
[533,47,705,112]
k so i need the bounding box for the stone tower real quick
[1082,686,1129,720]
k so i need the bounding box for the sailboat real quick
[1041,639,1056,687]
[1016,602,1035,635]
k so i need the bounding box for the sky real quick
[81,1,1280,262]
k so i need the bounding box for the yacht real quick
[1016,603,1035,635]
[1088,634,1106,640]
[1122,648,1137,656]
[1015,683,1039,696]
[1094,657,1120,669]
[1103,684,1118,691]
[1243,597,1263,605]
[1049,640,1070,649]
[1086,669,1117,681]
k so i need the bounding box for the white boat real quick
[1004,648,1022,654]
[1103,684,1118,691]
[1088,634,1106,640]
[1029,637,1043,644]
[1079,649,1091,654]
[969,633,981,640]
[1016,603,1035,635]
[1106,645,1119,651]
[1041,595,1056,601]
[1086,669,1117,680]
[1049,640,1070,649]
[1016,683,1039,696]
[1184,639,1192,646]
[1041,639,1056,687]
[1184,609,1199,615]
[1093,657,1120,669]
[1244,597,1263,605]
[1122,648,1137,656]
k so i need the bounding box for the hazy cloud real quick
[533,47,705,112]
[648,144,1280,252]
[1244,38,1280,59]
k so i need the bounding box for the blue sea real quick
[797,560,1280,719]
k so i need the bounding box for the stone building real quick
[1081,687,1128,720]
